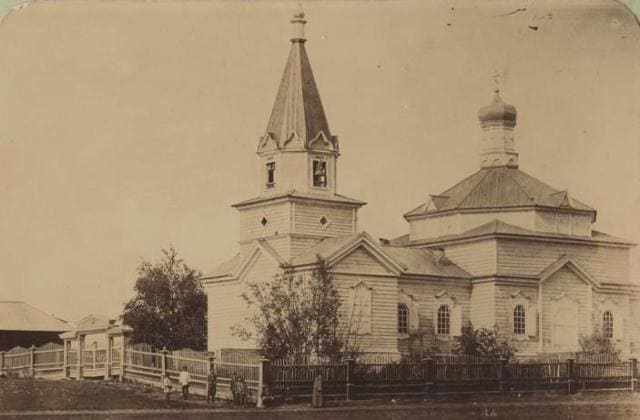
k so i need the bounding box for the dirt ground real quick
[1,378,639,419]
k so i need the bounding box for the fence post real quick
[423,357,433,398]
[257,358,269,408]
[160,347,168,382]
[1,351,5,375]
[630,358,638,392]
[345,358,354,401]
[567,358,575,394]
[29,345,36,378]
[498,357,507,393]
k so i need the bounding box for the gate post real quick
[160,347,168,387]
[567,358,575,394]
[77,335,84,380]
[423,357,433,398]
[630,358,638,392]
[498,357,507,393]
[119,335,126,381]
[1,351,5,375]
[29,345,36,378]
[257,358,269,408]
[62,340,69,379]
[105,336,113,380]
[345,358,354,401]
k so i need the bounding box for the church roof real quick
[262,14,334,150]
[232,190,366,208]
[0,301,69,332]
[404,167,595,219]
[381,246,471,278]
[398,219,635,246]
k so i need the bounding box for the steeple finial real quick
[290,5,307,43]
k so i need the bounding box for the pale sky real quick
[0,0,638,323]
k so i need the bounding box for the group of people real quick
[161,365,248,406]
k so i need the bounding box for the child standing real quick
[206,365,217,404]
[230,372,238,406]
[179,366,191,400]
[238,376,248,407]
[163,372,173,403]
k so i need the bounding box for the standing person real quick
[230,372,239,406]
[312,371,324,408]
[206,364,217,404]
[179,366,191,400]
[162,372,173,403]
[238,376,248,407]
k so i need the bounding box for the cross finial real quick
[492,69,501,94]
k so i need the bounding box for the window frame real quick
[265,161,276,188]
[312,159,328,188]
[397,304,409,335]
[437,305,450,336]
[513,304,526,335]
[602,310,614,339]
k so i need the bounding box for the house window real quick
[266,162,276,187]
[603,311,614,339]
[513,305,526,335]
[313,160,327,187]
[437,305,450,335]
[398,304,409,334]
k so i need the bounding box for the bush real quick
[454,323,516,361]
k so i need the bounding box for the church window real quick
[313,160,327,187]
[603,311,614,339]
[513,305,526,335]
[349,281,372,335]
[437,305,450,335]
[266,162,276,187]
[398,304,409,334]
[319,216,329,228]
[261,216,268,227]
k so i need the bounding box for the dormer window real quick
[312,160,327,188]
[266,162,276,188]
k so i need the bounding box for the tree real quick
[234,256,358,362]
[579,327,620,359]
[454,323,516,360]
[121,248,206,351]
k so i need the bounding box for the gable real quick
[332,246,395,275]
[238,248,281,284]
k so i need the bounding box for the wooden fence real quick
[264,354,639,401]
[1,346,637,405]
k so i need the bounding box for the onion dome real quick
[478,89,517,126]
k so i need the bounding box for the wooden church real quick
[202,13,639,359]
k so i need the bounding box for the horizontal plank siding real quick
[497,238,629,284]
[470,282,495,329]
[439,239,497,277]
[294,203,354,237]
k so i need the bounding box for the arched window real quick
[437,305,450,335]
[603,311,614,339]
[398,304,409,334]
[513,305,526,335]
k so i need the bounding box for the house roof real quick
[0,301,69,332]
[232,190,365,208]
[74,314,115,333]
[404,167,595,219]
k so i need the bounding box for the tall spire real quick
[258,10,337,154]
[477,89,518,169]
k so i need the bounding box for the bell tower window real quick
[312,160,327,187]
[266,162,276,188]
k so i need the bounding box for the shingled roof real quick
[405,167,595,219]
[0,301,68,332]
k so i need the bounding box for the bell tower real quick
[232,12,365,260]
